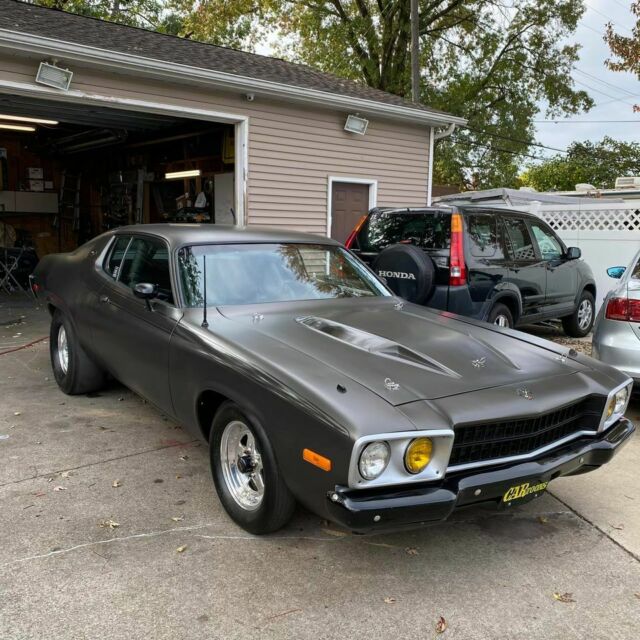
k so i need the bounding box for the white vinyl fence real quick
[530,202,640,313]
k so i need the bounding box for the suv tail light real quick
[605,297,640,322]
[345,215,368,249]
[449,212,466,286]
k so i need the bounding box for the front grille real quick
[449,396,605,468]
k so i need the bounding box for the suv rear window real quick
[356,211,451,252]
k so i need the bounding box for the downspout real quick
[428,123,457,205]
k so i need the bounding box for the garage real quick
[0,92,242,291]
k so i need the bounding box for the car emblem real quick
[472,357,486,368]
[384,378,400,391]
[517,387,534,400]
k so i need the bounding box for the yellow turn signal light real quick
[405,437,433,474]
[303,448,332,472]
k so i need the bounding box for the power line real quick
[574,67,640,98]
[585,2,634,34]
[461,126,568,154]
[535,119,640,123]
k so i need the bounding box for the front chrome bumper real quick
[326,418,635,533]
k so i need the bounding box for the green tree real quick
[170,0,592,189]
[604,1,640,110]
[520,137,640,191]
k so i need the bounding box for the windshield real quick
[178,243,390,307]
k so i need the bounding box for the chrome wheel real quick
[57,325,69,374]
[577,299,593,331]
[220,420,264,511]
[494,314,510,328]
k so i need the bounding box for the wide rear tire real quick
[50,309,106,395]
[210,401,295,534]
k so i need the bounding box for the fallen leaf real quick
[13,411,21,416]
[538,515,549,524]
[175,475,182,479]
[405,547,419,555]
[176,545,187,553]
[383,597,396,604]
[553,592,575,603]
[179,455,189,461]
[435,616,448,634]
[60,470,72,478]
[171,516,184,522]
[33,491,46,497]
[53,486,66,492]
[610,523,624,530]
[321,528,348,538]
[634,593,640,600]
[98,519,120,529]
[112,479,122,488]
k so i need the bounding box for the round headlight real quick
[404,437,433,474]
[614,386,629,414]
[359,441,390,480]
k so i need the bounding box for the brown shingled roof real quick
[0,0,459,121]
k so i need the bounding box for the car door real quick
[502,215,546,318]
[528,219,578,315]
[465,211,509,314]
[92,234,182,415]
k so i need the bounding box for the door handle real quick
[99,294,109,304]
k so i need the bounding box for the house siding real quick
[0,54,430,234]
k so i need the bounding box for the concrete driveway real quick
[1,300,639,640]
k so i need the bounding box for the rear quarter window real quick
[357,212,451,252]
[467,214,505,259]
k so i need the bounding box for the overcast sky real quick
[534,0,640,158]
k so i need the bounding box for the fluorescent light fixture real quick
[0,124,36,132]
[344,114,369,135]
[165,169,201,180]
[0,114,58,125]
[35,62,73,91]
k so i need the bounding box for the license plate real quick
[501,480,548,507]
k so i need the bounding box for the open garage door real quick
[0,93,242,268]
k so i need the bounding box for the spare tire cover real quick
[372,243,436,304]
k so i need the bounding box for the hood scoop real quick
[297,316,460,379]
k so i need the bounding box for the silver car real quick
[593,250,640,384]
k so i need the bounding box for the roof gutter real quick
[0,28,466,128]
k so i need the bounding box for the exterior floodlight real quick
[165,169,201,180]
[344,114,369,135]
[36,62,73,91]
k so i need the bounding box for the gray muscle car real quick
[32,224,635,534]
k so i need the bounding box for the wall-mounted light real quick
[0,124,36,132]
[36,61,73,91]
[344,114,369,135]
[0,114,58,125]
[165,169,201,180]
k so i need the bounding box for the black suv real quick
[346,206,596,337]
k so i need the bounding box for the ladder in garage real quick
[55,170,82,250]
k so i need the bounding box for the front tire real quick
[562,290,595,337]
[209,402,295,534]
[50,309,106,395]
[487,303,514,328]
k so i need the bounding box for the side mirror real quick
[133,282,158,310]
[566,247,581,260]
[607,266,626,279]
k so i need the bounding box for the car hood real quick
[217,298,588,406]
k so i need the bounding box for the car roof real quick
[371,205,540,218]
[112,223,341,248]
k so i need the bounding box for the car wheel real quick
[562,290,595,338]
[50,309,106,395]
[210,401,295,534]
[487,303,514,328]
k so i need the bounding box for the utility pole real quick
[410,0,420,102]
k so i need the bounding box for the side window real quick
[503,217,536,261]
[529,222,563,260]
[118,236,174,304]
[467,214,505,259]
[631,256,640,282]
[105,236,131,280]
